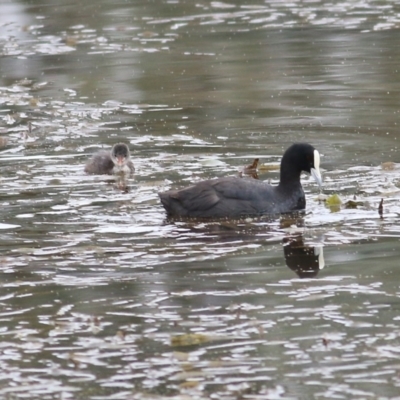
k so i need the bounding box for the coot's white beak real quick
[311,149,323,187]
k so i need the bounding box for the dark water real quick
[1,1,400,399]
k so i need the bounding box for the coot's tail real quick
[159,191,185,217]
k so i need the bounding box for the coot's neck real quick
[278,161,302,190]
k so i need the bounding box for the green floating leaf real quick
[325,194,342,212]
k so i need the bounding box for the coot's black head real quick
[280,143,322,187]
[111,143,131,166]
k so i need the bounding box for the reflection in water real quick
[162,213,325,278]
[279,215,324,277]
[100,176,132,193]
[283,234,324,278]
[113,177,132,193]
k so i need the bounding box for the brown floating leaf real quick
[243,158,259,172]
[29,98,39,107]
[238,170,259,179]
[116,330,126,340]
[180,380,200,389]
[64,36,78,46]
[322,337,330,347]
[239,158,259,179]
[378,198,383,217]
[171,333,211,347]
[344,200,364,209]
[258,163,279,171]
[247,171,259,179]
[381,161,395,171]
[0,137,8,148]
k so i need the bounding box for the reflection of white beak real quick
[311,149,323,187]
[314,246,325,270]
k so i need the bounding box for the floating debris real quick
[258,163,279,171]
[243,158,259,173]
[378,198,383,218]
[240,158,259,179]
[344,200,364,209]
[171,333,212,347]
[171,333,210,347]
[0,137,8,148]
[180,380,200,389]
[381,161,396,170]
[325,194,342,212]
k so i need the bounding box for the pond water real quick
[1,0,400,399]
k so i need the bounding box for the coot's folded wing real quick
[170,179,219,210]
[160,177,274,218]
[211,177,270,202]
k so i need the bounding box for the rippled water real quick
[1,0,400,399]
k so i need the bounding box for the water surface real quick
[1,0,400,398]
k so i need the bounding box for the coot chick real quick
[159,143,322,219]
[84,143,134,176]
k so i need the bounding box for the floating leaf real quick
[344,200,364,209]
[171,333,209,347]
[180,380,200,389]
[325,194,342,212]
[171,333,211,347]
[0,137,8,148]
[381,161,395,170]
[258,163,279,171]
[243,158,259,172]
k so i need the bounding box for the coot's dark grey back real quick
[159,176,305,218]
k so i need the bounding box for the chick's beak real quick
[116,156,125,166]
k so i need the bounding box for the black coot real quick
[159,143,322,219]
[84,143,134,176]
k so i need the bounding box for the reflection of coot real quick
[283,235,324,278]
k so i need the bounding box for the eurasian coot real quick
[159,142,322,219]
[84,143,134,176]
